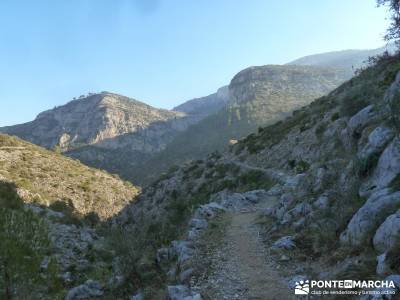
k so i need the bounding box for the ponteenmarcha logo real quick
[293,279,396,296]
[295,280,310,295]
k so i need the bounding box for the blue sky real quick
[0,0,390,126]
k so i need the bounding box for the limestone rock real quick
[347,105,376,136]
[65,280,103,300]
[361,137,400,197]
[272,236,296,250]
[376,253,394,276]
[358,126,394,159]
[340,189,400,247]
[373,210,400,254]
[167,285,192,300]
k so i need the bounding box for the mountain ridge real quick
[130,64,350,185]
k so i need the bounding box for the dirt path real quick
[195,211,294,300]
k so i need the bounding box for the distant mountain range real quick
[287,44,394,71]
[0,45,390,185]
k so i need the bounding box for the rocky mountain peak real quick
[229,64,349,105]
[0,92,188,152]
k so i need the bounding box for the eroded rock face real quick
[358,126,395,160]
[166,285,202,300]
[340,189,400,247]
[347,105,376,136]
[272,236,296,250]
[0,93,191,152]
[65,280,103,300]
[373,210,400,254]
[361,137,400,197]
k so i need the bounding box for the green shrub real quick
[83,212,100,226]
[0,207,60,298]
[331,112,340,122]
[340,96,370,117]
[295,160,310,173]
[237,170,275,191]
[0,182,23,210]
[389,93,400,130]
[315,122,327,139]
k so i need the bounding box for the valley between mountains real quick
[2,46,400,300]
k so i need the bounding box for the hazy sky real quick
[0,0,390,126]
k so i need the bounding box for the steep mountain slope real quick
[0,133,139,299]
[113,53,400,298]
[0,92,201,179]
[132,65,350,185]
[287,44,394,72]
[0,92,188,151]
[173,86,230,119]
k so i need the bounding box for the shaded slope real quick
[173,86,230,118]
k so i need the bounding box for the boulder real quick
[313,167,328,193]
[243,189,268,203]
[40,256,51,272]
[171,241,194,267]
[361,137,400,197]
[373,210,400,254]
[167,285,191,300]
[266,184,284,196]
[347,105,376,135]
[340,189,400,247]
[189,218,208,230]
[279,193,296,209]
[187,217,208,240]
[313,195,330,210]
[167,285,190,300]
[274,206,286,220]
[272,236,296,250]
[386,274,400,290]
[183,295,202,300]
[358,126,394,159]
[215,192,248,211]
[358,274,400,300]
[384,70,400,105]
[65,280,103,300]
[179,267,194,283]
[281,203,312,225]
[194,202,225,219]
[131,292,144,300]
[376,253,394,276]
[156,247,171,265]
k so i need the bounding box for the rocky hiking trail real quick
[156,165,306,300]
[195,210,294,300]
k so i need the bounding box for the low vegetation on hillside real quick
[0,134,139,220]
